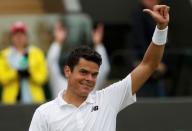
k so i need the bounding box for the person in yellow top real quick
[0,21,48,104]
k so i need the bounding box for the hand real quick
[18,69,30,78]
[143,5,170,29]
[92,24,104,46]
[54,21,67,44]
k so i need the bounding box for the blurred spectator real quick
[47,21,68,98]
[132,0,168,97]
[0,21,48,104]
[93,24,111,91]
[59,0,93,74]
[47,21,110,98]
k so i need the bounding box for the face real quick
[65,58,99,97]
[54,21,64,32]
[12,32,27,48]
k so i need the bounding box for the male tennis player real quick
[29,4,170,131]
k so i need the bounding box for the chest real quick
[48,103,116,131]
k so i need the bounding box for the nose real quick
[86,74,95,82]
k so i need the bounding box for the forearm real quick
[141,42,165,70]
[30,54,48,85]
[30,69,47,85]
[131,25,168,94]
[0,67,18,85]
[131,42,165,94]
[141,23,168,68]
[95,44,110,73]
[47,42,61,65]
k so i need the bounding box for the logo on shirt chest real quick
[91,105,99,112]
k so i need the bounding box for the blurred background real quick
[0,0,192,131]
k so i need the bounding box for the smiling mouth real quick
[80,82,94,89]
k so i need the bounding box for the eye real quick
[92,73,98,78]
[79,70,88,75]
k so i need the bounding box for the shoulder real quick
[0,48,11,56]
[95,74,132,97]
[28,46,46,59]
[29,46,44,54]
[36,99,57,115]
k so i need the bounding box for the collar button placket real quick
[76,108,84,130]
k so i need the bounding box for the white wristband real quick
[152,26,168,46]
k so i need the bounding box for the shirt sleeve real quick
[95,44,110,90]
[47,42,61,65]
[0,51,18,86]
[102,74,136,112]
[29,109,48,131]
[47,43,68,97]
[29,47,48,85]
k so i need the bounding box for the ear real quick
[64,65,71,78]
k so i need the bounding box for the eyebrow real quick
[79,68,88,71]
[79,68,99,75]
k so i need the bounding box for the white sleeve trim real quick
[119,74,136,111]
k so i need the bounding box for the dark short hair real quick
[66,46,102,70]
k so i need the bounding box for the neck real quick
[64,89,87,107]
[14,45,25,54]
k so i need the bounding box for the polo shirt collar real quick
[57,90,68,107]
[57,90,95,107]
[85,93,95,104]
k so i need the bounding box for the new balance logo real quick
[91,106,99,112]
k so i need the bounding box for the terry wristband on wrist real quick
[152,26,168,46]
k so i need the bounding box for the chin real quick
[80,88,93,96]
[77,91,89,97]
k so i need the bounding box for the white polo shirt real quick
[29,74,136,131]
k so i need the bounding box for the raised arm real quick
[131,5,170,94]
